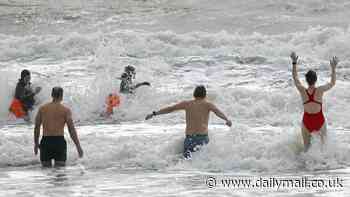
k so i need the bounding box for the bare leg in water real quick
[302,124,327,152]
[301,124,311,152]
[319,124,327,151]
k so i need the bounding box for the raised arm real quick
[145,101,187,120]
[291,52,305,92]
[66,109,83,158]
[209,103,232,127]
[319,56,338,92]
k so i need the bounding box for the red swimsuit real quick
[302,88,325,133]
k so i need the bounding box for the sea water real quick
[1,0,350,196]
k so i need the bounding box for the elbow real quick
[166,108,175,113]
[67,127,74,134]
[293,81,300,87]
[292,77,298,84]
[331,78,336,86]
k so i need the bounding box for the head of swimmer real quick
[51,87,63,102]
[305,70,317,87]
[125,65,136,79]
[193,85,206,99]
[20,69,31,84]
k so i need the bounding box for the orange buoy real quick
[9,98,26,118]
[106,93,120,115]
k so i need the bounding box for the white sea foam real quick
[1,124,349,174]
[1,26,350,126]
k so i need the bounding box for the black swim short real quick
[40,136,67,162]
[183,134,209,159]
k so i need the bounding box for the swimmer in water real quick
[291,52,338,151]
[11,69,41,120]
[145,85,232,158]
[34,87,84,167]
[119,65,150,94]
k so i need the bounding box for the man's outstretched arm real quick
[145,101,187,120]
[66,109,83,158]
[209,103,232,127]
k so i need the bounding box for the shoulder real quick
[205,100,216,109]
[202,99,212,105]
[179,100,191,106]
[317,84,332,93]
[61,104,72,120]
[61,104,71,113]
[181,100,190,104]
[39,103,50,110]
[173,100,189,109]
[15,81,24,89]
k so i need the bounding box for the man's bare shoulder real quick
[39,102,51,111]
[59,104,72,121]
[175,100,190,109]
[188,99,213,108]
[203,100,216,110]
[181,100,191,105]
[203,99,214,105]
[60,104,71,113]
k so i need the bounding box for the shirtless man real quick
[145,85,232,158]
[34,87,83,167]
[291,52,338,151]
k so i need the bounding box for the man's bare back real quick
[174,99,224,135]
[38,102,71,136]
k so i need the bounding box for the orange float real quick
[9,98,26,118]
[106,93,120,115]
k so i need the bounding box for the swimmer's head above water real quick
[51,87,63,101]
[20,69,31,84]
[125,65,136,79]
[193,85,206,99]
[305,70,317,86]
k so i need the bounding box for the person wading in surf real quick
[145,85,232,158]
[119,65,150,94]
[291,52,338,151]
[10,69,41,120]
[34,87,83,167]
[103,65,151,116]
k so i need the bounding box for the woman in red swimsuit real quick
[291,52,338,151]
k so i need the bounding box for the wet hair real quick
[20,69,30,79]
[51,87,63,99]
[193,85,206,98]
[305,70,317,86]
[121,73,128,78]
[125,65,135,72]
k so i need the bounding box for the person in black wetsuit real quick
[15,69,41,115]
[119,65,150,94]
